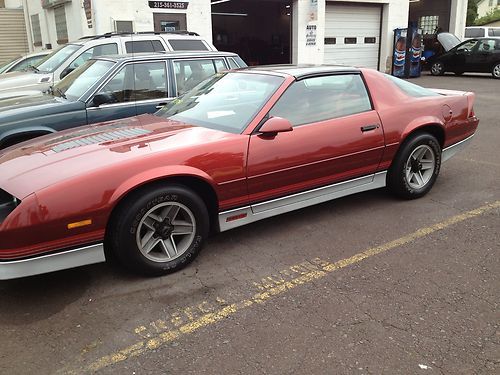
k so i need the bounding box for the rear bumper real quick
[442,133,475,163]
[0,243,105,280]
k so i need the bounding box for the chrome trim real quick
[219,171,387,232]
[86,97,172,111]
[442,133,475,163]
[0,244,106,280]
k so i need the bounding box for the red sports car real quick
[0,66,479,279]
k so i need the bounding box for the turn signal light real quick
[67,219,92,229]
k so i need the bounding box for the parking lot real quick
[0,73,498,375]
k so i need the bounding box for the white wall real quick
[449,0,468,40]
[5,0,22,8]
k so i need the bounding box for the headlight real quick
[0,189,20,224]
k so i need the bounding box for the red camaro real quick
[0,66,478,279]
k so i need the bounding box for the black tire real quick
[387,133,441,200]
[430,61,445,76]
[109,184,209,276]
[492,63,500,79]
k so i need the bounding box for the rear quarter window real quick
[385,74,440,98]
[488,28,500,37]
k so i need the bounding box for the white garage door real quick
[324,3,382,69]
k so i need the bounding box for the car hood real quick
[437,32,461,52]
[0,114,234,199]
[0,71,52,97]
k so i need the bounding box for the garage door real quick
[324,3,382,69]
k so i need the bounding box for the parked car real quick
[0,66,479,280]
[0,51,246,149]
[464,26,500,39]
[0,51,51,75]
[428,37,500,78]
[0,31,217,100]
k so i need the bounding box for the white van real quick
[464,26,500,39]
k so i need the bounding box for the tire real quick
[430,62,445,76]
[387,133,441,200]
[110,184,209,276]
[492,63,500,79]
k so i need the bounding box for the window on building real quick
[115,20,134,33]
[54,5,68,44]
[269,74,372,127]
[96,61,168,103]
[344,38,357,44]
[31,14,42,47]
[418,15,439,35]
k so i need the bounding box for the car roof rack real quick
[79,31,200,40]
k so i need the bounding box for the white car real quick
[0,51,51,75]
[0,31,216,100]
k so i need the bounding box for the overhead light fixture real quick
[212,12,248,16]
[211,0,231,5]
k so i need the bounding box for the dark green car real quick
[0,51,246,149]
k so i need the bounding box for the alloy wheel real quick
[405,145,436,190]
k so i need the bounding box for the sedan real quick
[0,51,246,149]
[429,37,500,78]
[0,51,51,75]
[0,66,479,279]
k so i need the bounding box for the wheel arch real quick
[0,126,55,149]
[400,120,445,149]
[106,168,221,243]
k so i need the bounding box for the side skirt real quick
[0,244,106,280]
[219,171,387,232]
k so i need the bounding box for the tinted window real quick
[66,44,118,73]
[488,28,500,37]
[125,40,164,53]
[269,74,372,127]
[168,39,208,51]
[173,59,218,95]
[385,75,440,98]
[465,28,485,38]
[152,40,166,52]
[456,40,478,52]
[157,72,284,134]
[96,61,168,103]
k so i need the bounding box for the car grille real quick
[51,128,152,153]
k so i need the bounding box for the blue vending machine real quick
[392,25,422,78]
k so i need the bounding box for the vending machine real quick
[392,25,422,78]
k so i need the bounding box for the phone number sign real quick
[148,1,189,9]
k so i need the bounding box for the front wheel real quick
[430,62,445,76]
[110,184,209,276]
[492,63,500,79]
[387,133,441,199]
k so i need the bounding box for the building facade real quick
[0,0,29,62]
[22,0,469,72]
[477,0,500,18]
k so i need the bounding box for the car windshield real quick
[36,44,81,73]
[54,59,115,101]
[156,72,285,134]
[0,57,19,74]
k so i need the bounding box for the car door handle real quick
[361,124,379,132]
[156,102,169,109]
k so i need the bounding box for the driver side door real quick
[246,73,385,205]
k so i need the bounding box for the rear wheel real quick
[430,62,445,76]
[387,133,441,199]
[110,184,209,276]
[492,63,500,79]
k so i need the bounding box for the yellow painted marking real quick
[76,200,500,373]
[67,219,92,229]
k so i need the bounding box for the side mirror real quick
[60,67,76,79]
[92,92,117,107]
[259,116,293,136]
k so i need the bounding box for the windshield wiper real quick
[49,85,67,99]
[26,65,39,73]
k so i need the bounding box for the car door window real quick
[173,59,220,95]
[227,57,240,69]
[95,61,168,103]
[456,40,478,52]
[269,74,372,127]
[125,40,166,53]
[67,43,118,72]
[477,40,496,53]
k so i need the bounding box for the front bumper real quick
[0,243,105,280]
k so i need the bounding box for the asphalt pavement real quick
[0,72,499,375]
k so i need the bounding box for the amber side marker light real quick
[67,219,92,229]
[226,213,247,222]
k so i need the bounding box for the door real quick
[446,39,478,72]
[246,74,385,204]
[87,61,170,124]
[471,39,497,72]
[324,3,382,69]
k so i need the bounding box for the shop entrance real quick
[211,0,292,65]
